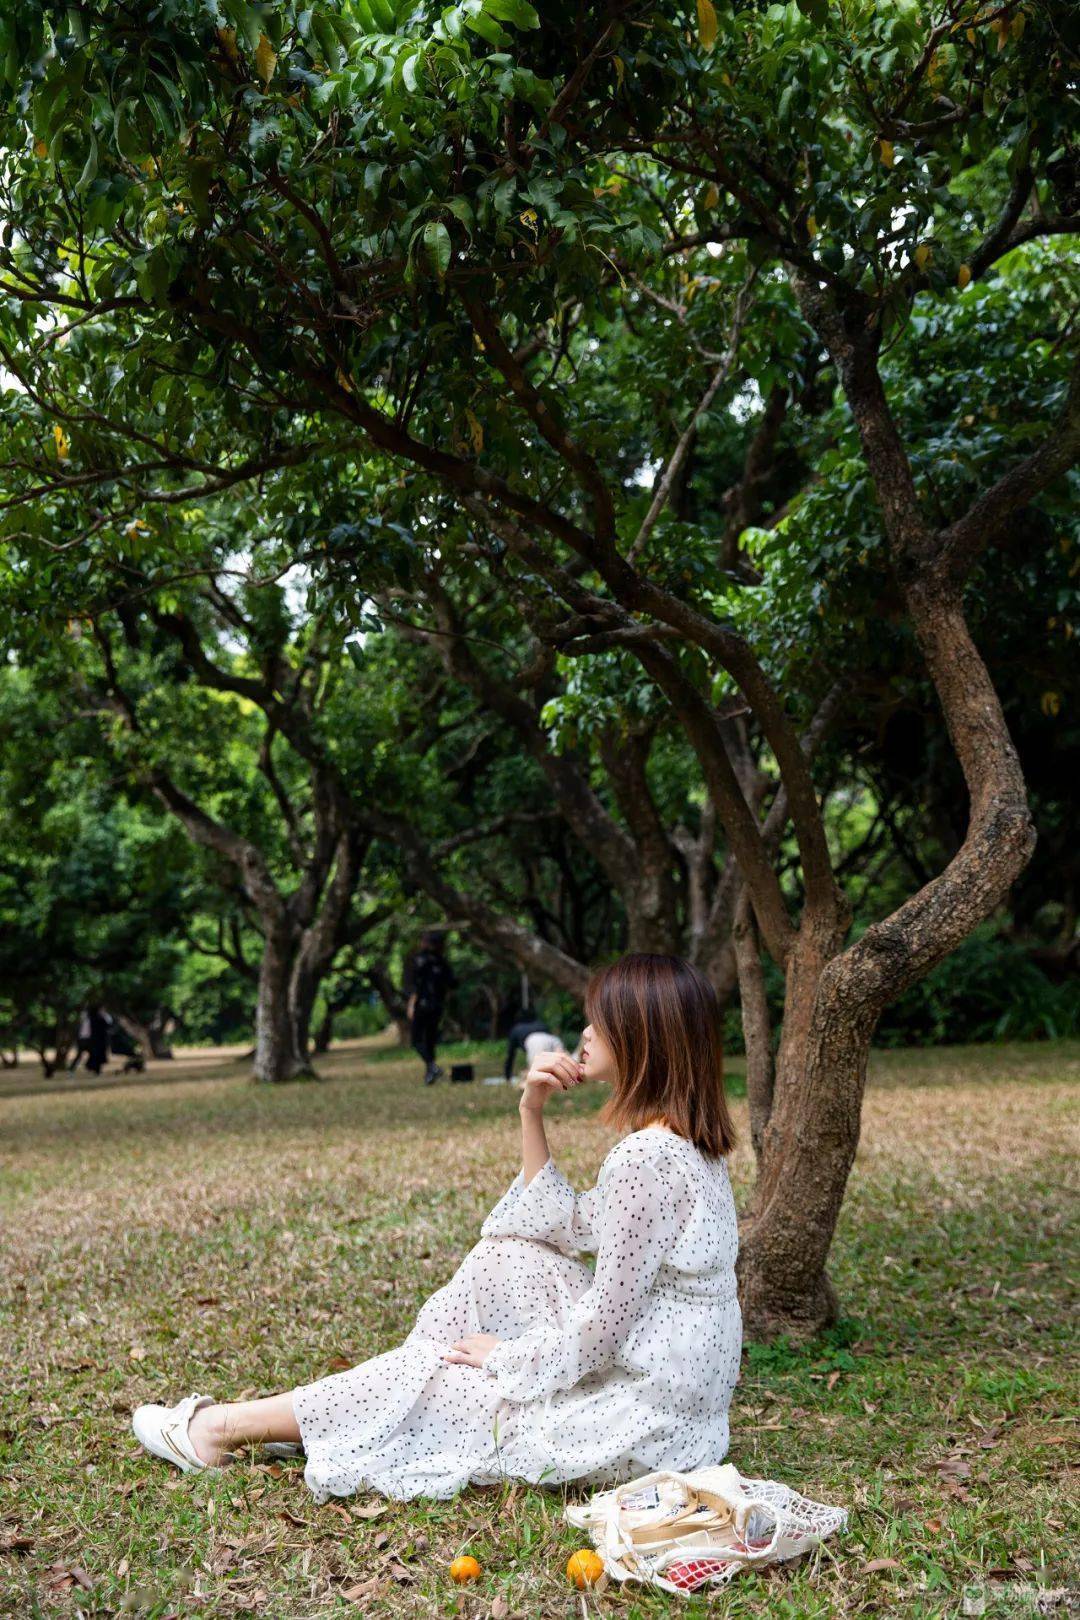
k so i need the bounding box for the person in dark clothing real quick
[403,932,456,1085]
[68,1008,93,1072]
[86,1005,113,1075]
[503,1009,565,1082]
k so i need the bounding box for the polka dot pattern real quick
[292,1127,741,1501]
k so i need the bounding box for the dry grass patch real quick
[2,1036,1078,1617]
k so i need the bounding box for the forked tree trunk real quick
[254,931,315,1083]
[727,276,1056,1339]
[736,575,1038,1340]
[288,951,321,1070]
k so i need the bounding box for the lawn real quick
[1,1037,1077,1618]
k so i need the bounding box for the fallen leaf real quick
[342,1578,381,1601]
[352,1501,388,1520]
[490,1599,509,1618]
[934,1457,971,1479]
[387,1559,414,1583]
[117,1557,130,1577]
[327,1356,352,1371]
[924,1518,943,1533]
[859,1558,901,1574]
[128,1345,147,1362]
[826,1370,842,1390]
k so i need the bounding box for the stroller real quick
[109,1023,145,1074]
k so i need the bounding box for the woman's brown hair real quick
[587,953,736,1158]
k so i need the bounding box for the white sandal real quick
[132,1392,219,1474]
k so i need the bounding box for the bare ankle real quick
[189,1403,227,1464]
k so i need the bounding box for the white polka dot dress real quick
[292,1127,742,1501]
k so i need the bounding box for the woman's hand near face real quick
[519,1050,584,1114]
[441,1332,501,1368]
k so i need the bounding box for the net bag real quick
[564,1464,848,1594]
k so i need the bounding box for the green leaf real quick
[367,0,399,33]
[483,0,541,29]
[445,195,474,235]
[311,13,345,67]
[187,157,214,220]
[75,131,98,193]
[113,98,142,162]
[422,219,451,276]
[462,0,509,46]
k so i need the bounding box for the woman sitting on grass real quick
[132,953,742,1501]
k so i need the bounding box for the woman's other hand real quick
[441,1333,502,1368]
[519,1050,584,1114]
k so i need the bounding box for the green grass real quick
[1,1036,1077,1617]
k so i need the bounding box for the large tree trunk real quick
[254,930,314,1083]
[291,830,366,1065]
[737,947,870,1340]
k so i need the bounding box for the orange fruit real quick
[449,1555,482,1584]
[566,1549,605,1588]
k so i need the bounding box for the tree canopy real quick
[1,0,1077,1335]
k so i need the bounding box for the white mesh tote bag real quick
[564,1464,847,1594]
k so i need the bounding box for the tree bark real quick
[255,927,315,1083]
[732,888,774,1161]
[312,1007,334,1053]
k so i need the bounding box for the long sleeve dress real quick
[292,1127,742,1502]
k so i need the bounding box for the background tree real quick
[0,667,192,1072]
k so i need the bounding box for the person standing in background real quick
[404,932,456,1086]
[503,1008,566,1084]
[68,1007,93,1072]
[85,1003,113,1076]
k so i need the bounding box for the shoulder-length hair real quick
[588,953,736,1158]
